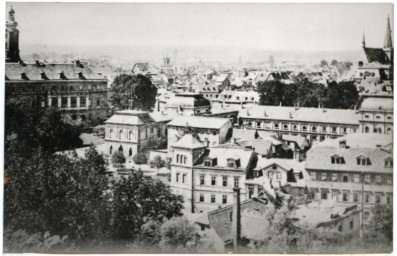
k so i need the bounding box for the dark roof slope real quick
[364,48,391,65]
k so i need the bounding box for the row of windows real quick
[363,114,392,120]
[199,193,228,204]
[109,129,135,141]
[50,96,89,108]
[330,156,392,167]
[176,154,187,164]
[199,175,240,188]
[109,145,133,157]
[363,126,393,134]
[8,84,106,93]
[222,95,256,101]
[311,172,393,185]
[320,190,392,205]
[176,173,187,183]
[247,121,350,134]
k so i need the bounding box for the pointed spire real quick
[362,31,366,48]
[384,15,393,48]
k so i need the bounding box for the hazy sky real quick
[6,2,394,52]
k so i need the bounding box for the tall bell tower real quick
[6,6,21,63]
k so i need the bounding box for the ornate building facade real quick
[5,7,108,123]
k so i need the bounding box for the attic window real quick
[204,157,217,167]
[227,158,240,168]
[59,72,67,79]
[20,73,29,80]
[356,156,371,166]
[385,157,393,168]
[78,72,85,79]
[331,155,345,164]
[40,72,48,80]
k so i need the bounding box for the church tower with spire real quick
[383,15,393,61]
[6,6,21,63]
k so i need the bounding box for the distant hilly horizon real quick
[20,43,364,67]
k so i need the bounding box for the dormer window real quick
[356,155,371,166]
[331,155,345,164]
[204,157,217,167]
[227,158,240,168]
[59,72,67,79]
[78,72,85,79]
[21,72,29,80]
[385,157,393,168]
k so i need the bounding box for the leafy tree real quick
[364,205,393,243]
[152,155,165,174]
[159,217,198,251]
[133,152,148,165]
[108,74,157,111]
[4,148,112,246]
[138,220,162,249]
[111,170,184,241]
[112,151,126,169]
[324,81,359,109]
[331,59,338,66]
[320,60,328,66]
[5,100,83,155]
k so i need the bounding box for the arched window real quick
[184,156,187,164]
[129,131,134,140]
[387,127,392,134]
[378,128,382,134]
[109,145,113,154]
[109,129,114,139]
[119,130,124,140]
[129,148,133,157]
[118,145,123,152]
[365,126,370,133]
[176,154,180,163]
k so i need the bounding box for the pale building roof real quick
[305,146,392,174]
[315,133,392,149]
[239,105,359,125]
[201,147,254,170]
[360,97,393,110]
[167,116,231,130]
[172,134,206,149]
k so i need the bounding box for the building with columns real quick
[5,7,108,123]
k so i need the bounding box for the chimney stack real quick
[232,187,241,252]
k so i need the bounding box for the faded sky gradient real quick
[6,2,393,52]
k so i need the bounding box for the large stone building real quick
[170,134,256,213]
[5,7,108,123]
[238,105,359,142]
[104,110,173,158]
[305,133,393,219]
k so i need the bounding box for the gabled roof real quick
[172,134,206,149]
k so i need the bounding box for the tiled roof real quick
[305,146,392,174]
[105,110,159,125]
[281,134,309,149]
[197,147,254,170]
[167,116,231,130]
[239,105,359,125]
[231,129,258,141]
[364,47,391,65]
[315,133,392,149]
[5,62,107,81]
[172,134,206,149]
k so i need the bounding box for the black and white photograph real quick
[2,2,394,254]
